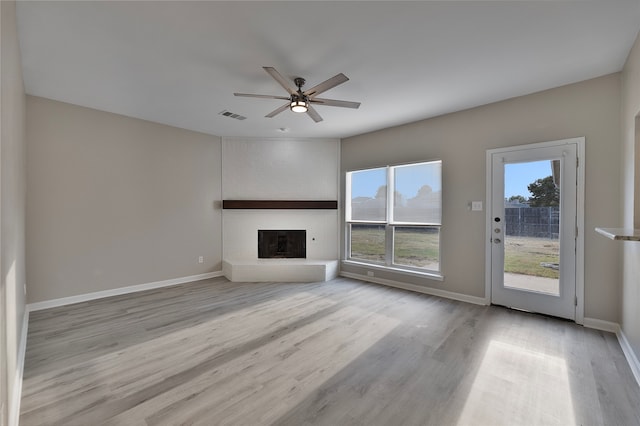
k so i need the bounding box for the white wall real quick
[222,137,339,261]
[0,1,27,424]
[223,210,338,260]
[342,74,622,323]
[222,138,338,200]
[26,97,222,303]
[621,30,640,371]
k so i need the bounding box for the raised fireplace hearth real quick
[258,230,306,259]
[222,258,338,283]
[223,228,337,282]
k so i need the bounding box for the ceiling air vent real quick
[219,110,247,120]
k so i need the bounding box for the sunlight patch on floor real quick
[457,339,575,426]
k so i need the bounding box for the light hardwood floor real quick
[20,277,640,425]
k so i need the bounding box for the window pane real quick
[350,224,386,263]
[393,226,440,271]
[393,161,441,224]
[348,168,387,221]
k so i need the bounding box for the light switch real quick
[471,201,483,211]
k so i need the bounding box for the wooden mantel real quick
[222,200,338,210]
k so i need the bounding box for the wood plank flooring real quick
[20,277,640,425]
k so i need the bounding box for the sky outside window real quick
[505,160,553,199]
[351,163,441,200]
[351,161,550,200]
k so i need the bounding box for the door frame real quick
[485,137,585,324]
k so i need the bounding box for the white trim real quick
[9,309,29,426]
[582,319,640,388]
[27,271,223,312]
[488,138,585,154]
[617,330,640,388]
[583,317,620,333]
[575,138,585,325]
[340,271,488,306]
[484,150,493,306]
[342,260,444,281]
[485,137,585,324]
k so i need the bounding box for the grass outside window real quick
[504,236,559,279]
[351,229,557,280]
[350,224,385,263]
[393,226,439,270]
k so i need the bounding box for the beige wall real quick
[1,1,27,424]
[342,74,622,322]
[621,31,640,367]
[26,96,222,303]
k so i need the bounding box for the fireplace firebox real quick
[258,230,306,259]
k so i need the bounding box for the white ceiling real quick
[16,1,640,139]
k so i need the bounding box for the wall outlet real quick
[367,271,374,277]
[198,256,204,264]
[471,201,483,211]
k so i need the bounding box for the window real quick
[346,161,442,274]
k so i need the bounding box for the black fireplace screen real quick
[258,230,306,259]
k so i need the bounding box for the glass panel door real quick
[489,141,577,320]
[503,161,560,296]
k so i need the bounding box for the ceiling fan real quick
[234,67,360,123]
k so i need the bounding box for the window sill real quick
[341,260,444,281]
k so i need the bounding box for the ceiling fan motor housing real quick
[290,93,308,103]
[294,77,306,89]
[290,77,309,110]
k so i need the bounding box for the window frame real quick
[345,160,443,279]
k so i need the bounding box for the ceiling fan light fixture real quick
[234,67,359,123]
[290,99,308,113]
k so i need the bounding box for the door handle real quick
[494,238,501,244]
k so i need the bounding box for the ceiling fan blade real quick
[265,103,290,118]
[309,98,361,109]
[304,73,349,98]
[263,67,297,95]
[306,105,323,123]
[234,93,290,101]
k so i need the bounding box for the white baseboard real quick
[27,271,224,312]
[576,318,640,388]
[9,309,29,426]
[617,330,640,388]
[583,317,621,333]
[340,271,489,306]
